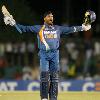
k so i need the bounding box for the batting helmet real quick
[85,10,96,23]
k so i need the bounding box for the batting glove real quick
[4,15,16,26]
[82,24,91,31]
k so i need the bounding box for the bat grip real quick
[14,24,22,34]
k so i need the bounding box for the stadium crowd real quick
[0,37,100,80]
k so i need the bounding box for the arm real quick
[16,24,39,33]
[3,16,39,33]
[60,25,91,35]
[2,5,39,34]
[60,25,83,35]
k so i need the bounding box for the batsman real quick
[2,5,96,100]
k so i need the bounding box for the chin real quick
[49,22,53,25]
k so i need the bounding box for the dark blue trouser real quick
[39,50,59,100]
[39,50,59,72]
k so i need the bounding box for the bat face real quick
[2,5,10,17]
[2,5,13,19]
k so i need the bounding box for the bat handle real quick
[14,24,22,34]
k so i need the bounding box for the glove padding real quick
[82,24,91,31]
[4,15,16,26]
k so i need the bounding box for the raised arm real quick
[2,5,39,34]
[3,15,39,34]
[16,24,39,33]
[60,24,91,35]
[60,25,83,35]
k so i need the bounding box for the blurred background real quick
[0,0,100,82]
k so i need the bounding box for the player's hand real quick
[4,15,16,26]
[82,24,91,31]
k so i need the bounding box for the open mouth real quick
[49,19,53,22]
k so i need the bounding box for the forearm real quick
[14,24,22,33]
[61,24,91,35]
[61,25,83,35]
[71,26,83,33]
[71,25,91,33]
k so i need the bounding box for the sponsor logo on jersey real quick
[43,30,57,39]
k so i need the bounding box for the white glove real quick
[82,24,91,31]
[4,15,16,26]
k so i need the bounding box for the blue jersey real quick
[17,23,83,50]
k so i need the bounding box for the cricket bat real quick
[2,5,22,34]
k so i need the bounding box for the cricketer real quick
[3,9,96,100]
